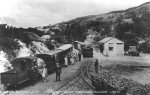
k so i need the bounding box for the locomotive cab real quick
[1,57,39,87]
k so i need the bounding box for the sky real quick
[0,0,149,28]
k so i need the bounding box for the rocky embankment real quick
[90,65,150,95]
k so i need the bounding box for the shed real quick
[99,37,124,56]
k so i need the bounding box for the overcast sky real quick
[0,0,149,27]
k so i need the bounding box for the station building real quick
[99,37,124,56]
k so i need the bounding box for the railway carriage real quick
[74,41,83,51]
[35,49,63,74]
[36,44,73,73]
[57,44,73,66]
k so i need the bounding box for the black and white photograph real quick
[0,0,150,95]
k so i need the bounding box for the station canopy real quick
[40,49,63,56]
[57,44,73,50]
[74,41,84,45]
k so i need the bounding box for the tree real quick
[26,27,44,37]
[45,39,54,50]
[138,42,150,53]
[0,38,20,50]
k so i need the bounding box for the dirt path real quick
[94,50,150,65]
[93,50,150,85]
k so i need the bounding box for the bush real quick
[138,42,150,53]
[0,38,20,50]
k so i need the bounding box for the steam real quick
[16,40,32,58]
[0,40,50,73]
[0,51,11,73]
[30,41,49,54]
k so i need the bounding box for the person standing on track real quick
[94,59,99,73]
[56,63,61,82]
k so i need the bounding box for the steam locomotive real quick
[74,41,93,58]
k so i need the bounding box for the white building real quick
[41,35,51,42]
[85,34,95,43]
[99,37,124,56]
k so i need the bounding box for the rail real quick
[55,58,95,93]
[82,59,95,89]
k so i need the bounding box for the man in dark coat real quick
[78,51,82,61]
[94,59,99,73]
[56,63,61,82]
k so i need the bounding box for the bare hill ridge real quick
[39,2,150,52]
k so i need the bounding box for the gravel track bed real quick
[90,64,150,95]
[65,78,94,95]
[55,58,94,95]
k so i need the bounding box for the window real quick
[20,59,29,71]
[20,62,26,71]
[109,47,113,51]
[108,43,113,51]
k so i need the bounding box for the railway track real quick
[0,58,95,95]
[82,60,95,89]
[54,58,95,94]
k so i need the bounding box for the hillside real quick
[40,2,150,52]
[1,2,150,72]
[0,24,53,73]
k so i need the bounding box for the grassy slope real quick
[44,2,150,46]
